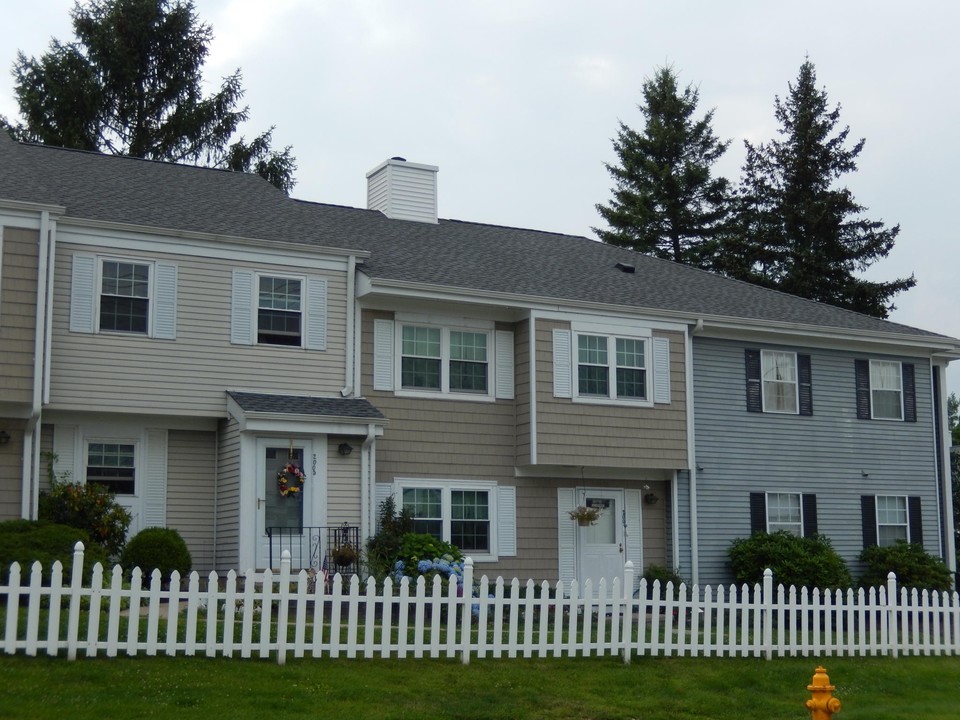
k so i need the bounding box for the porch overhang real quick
[226,391,386,436]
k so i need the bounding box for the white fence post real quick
[66,542,85,660]
[461,557,474,665]
[762,568,773,661]
[622,560,634,665]
[887,571,899,659]
[276,550,291,666]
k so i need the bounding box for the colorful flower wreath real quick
[277,462,306,496]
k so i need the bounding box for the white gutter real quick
[360,423,377,544]
[340,255,357,397]
[528,310,538,465]
[22,210,52,519]
[686,320,701,584]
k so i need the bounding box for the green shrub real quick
[365,496,415,579]
[120,527,192,583]
[643,564,686,599]
[397,533,463,568]
[728,531,852,591]
[859,541,953,592]
[38,481,131,559]
[0,519,108,583]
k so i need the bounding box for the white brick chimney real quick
[366,157,439,223]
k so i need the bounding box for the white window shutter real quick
[69,254,96,333]
[624,489,643,595]
[373,319,395,391]
[153,263,178,340]
[230,269,255,345]
[52,425,79,485]
[652,336,671,404]
[305,277,327,350]
[142,429,168,528]
[557,487,577,588]
[552,329,573,398]
[496,485,517,556]
[494,330,515,399]
[374,483,394,532]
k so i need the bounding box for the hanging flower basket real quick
[332,543,358,566]
[568,505,602,527]
[277,462,306,497]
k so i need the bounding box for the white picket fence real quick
[2,542,960,664]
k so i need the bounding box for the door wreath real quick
[277,462,306,496]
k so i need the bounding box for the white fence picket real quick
[4,543,960,664]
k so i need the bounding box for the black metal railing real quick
[265,524,361,575]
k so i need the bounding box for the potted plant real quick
[332,543,358,567]
[568,505,602,527]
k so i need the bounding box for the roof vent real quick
[615,261,636,274]
[366,158,438,224]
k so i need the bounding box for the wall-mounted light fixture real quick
[0,431,10,445]
[338,442,353,457]
[696,464,704,473]
[861,470,869,478]
[644,493,659,505]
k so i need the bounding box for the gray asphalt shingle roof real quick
[228,391,384,420]
[1,135,951,342]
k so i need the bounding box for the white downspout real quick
[340,255,357,397]
[360,423,377,544]
[686,321,701,584]
[528,310,538,465]
[934,362,956,573]
[22,211,52,519]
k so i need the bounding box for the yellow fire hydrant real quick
[806,666,841,720]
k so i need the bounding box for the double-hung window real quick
[100,260,150,333]
[576,333,648,401]
[875,495,908,546]
[258,275,302,346]
[870,360,903,420]
[86,442,136,495]
[400,481,494,558]
[766,492,802,535]
[761,350,798,413]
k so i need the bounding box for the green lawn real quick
[1,654,959,719]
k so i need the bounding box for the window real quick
[745,349,812,415]
[70,254,177,339]
[875,495,908,547]
[86,442,136,495]
[100,261,149,333]
[258,275,302,346]
[575,333,648,401]
[766,493,802,535]
[399,323,491,395]
[870,360,903,420]
[854,359,916,422]
[861,494,922,548]
[399,480,497,558]
[762,350,797,413]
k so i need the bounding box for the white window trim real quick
[869,359,904,421]
[95,256,154,336]
[760,349,799,415]
[571,328,653,407]
[256,271,306,348]
[394,318,497,402]
[395,478,499,562]
[765,491,803,536]
[875,494,909,547]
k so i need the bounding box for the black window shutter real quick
[798,354,813,416]
[861,495,878,548]
[750,492,766,533]
[745,349,762,413]
[854,359,871,419]
[902,364,917,423]
[802,494,818,536]
[908,496,923,545]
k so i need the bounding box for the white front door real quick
[257,439,317,569]
[576,489,625,597]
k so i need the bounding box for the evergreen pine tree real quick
[2,0,296,192]
[595,67,731,267]
[720,59,913,318]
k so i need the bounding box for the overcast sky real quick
[2,0,958,393]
